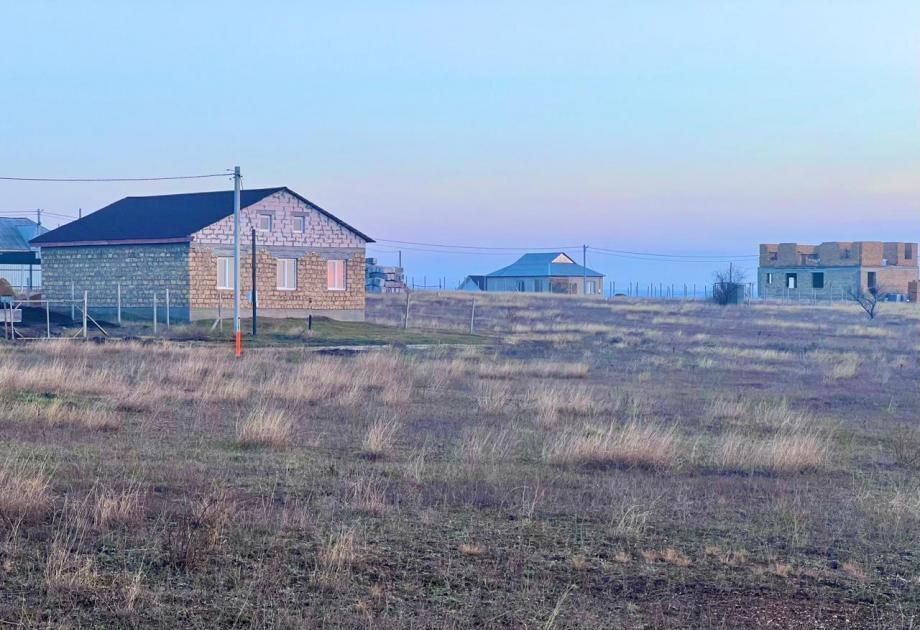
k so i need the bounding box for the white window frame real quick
[276,258,297,290]
[327,259,347,291]
[217,257,234,290]
[766,272,773,285]
[257,213,272,231]
[293,215,306,233]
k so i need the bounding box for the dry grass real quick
[362,412,402,459]
[236,406,294,448]
[92,483,143,530]
[459,542,487,557]
[641,548,691,567]
[0,457,52,523]
[714,424,830,474]
[544,421,678,469]
[314,527,359,587]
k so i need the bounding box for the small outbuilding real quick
[0,218,47,293]
[461,252,604,296]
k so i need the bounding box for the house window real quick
[769,251,778,261]
[276,258,297,290]
[327,260,347,290]
[293,215,306,233]
[867,271,877,292]
[217,257,234,290]
[534,279,544,292]
[812,272,824,289]
[842,248,851,259]
[906,244,913,260]
[766,272,773,285]
[786,273,797,289]
[585,280,597,294]
[516,280,525,292]
[257,214,272,231]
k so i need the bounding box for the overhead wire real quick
[0,172,229,182]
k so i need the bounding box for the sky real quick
[2,1,918,290]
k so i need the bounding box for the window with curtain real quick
[277,258,297,290]
[327,259,346,290]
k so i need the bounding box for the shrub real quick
[237,407,293,448]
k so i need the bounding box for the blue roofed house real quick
[460,252,604,296]
[0,218,47,293]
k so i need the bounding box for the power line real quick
[372,238,757,261]
[374,238,579,251]
[0,172,229,182]
[591,246,757,260]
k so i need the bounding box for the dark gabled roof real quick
[0,218,46,252]
[486,252,603,278]
[31,187,373,246]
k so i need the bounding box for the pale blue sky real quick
[2,1,918,288]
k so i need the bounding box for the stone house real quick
[460,252,604,295]
[758,241,919,300]
[31,187,373,321]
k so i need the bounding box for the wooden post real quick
[469,298,476,334]
[166,288,170,329]
[71,282,75,321]
[45,299,50,338]
[153,293,157,334]
[117,283,122,325]
[82,291,88,340]
[404,291,411,330]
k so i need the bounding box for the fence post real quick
[117,283,122,325]
[71,282,75,321]
[404,291,411,330]
[153,293,157,334]
[469,298,476,334]
[45,299,50,338]
[83,291,88,340]
[166,288,170,329]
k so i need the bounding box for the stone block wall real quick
[41,244,190,316]
[193,190,366,249]
[188,244,365,319]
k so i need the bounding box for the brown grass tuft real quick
[237,406,294,448]
[0,458,52,523]
[544,421,678,469]
[362,412,402,459]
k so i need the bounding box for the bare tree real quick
[711,266,747,305]
[848,286,883,319]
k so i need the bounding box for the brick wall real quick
[41,244,189,314]
[189,245,365,316]
[189,188,369,320]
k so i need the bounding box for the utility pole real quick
[36,209,41,227]
[251,227,257,337]
[582,244,588,295]
[233,166,241,354]
[78,208,82,219]
[729,262,733,284]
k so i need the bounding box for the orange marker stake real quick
[235,330,242,357]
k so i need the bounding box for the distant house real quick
[31,187,373,321]
[758,241,919,300]
[460,252,604,296]
[0,218,47,293]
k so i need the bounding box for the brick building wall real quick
[188,189,368,320]
[37,190,369,322]
[41,244,190,320]
[188,246,365,320]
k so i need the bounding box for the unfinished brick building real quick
[32,188,372,321]
[758,241,919,300]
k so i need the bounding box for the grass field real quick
[0,293,918,628]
